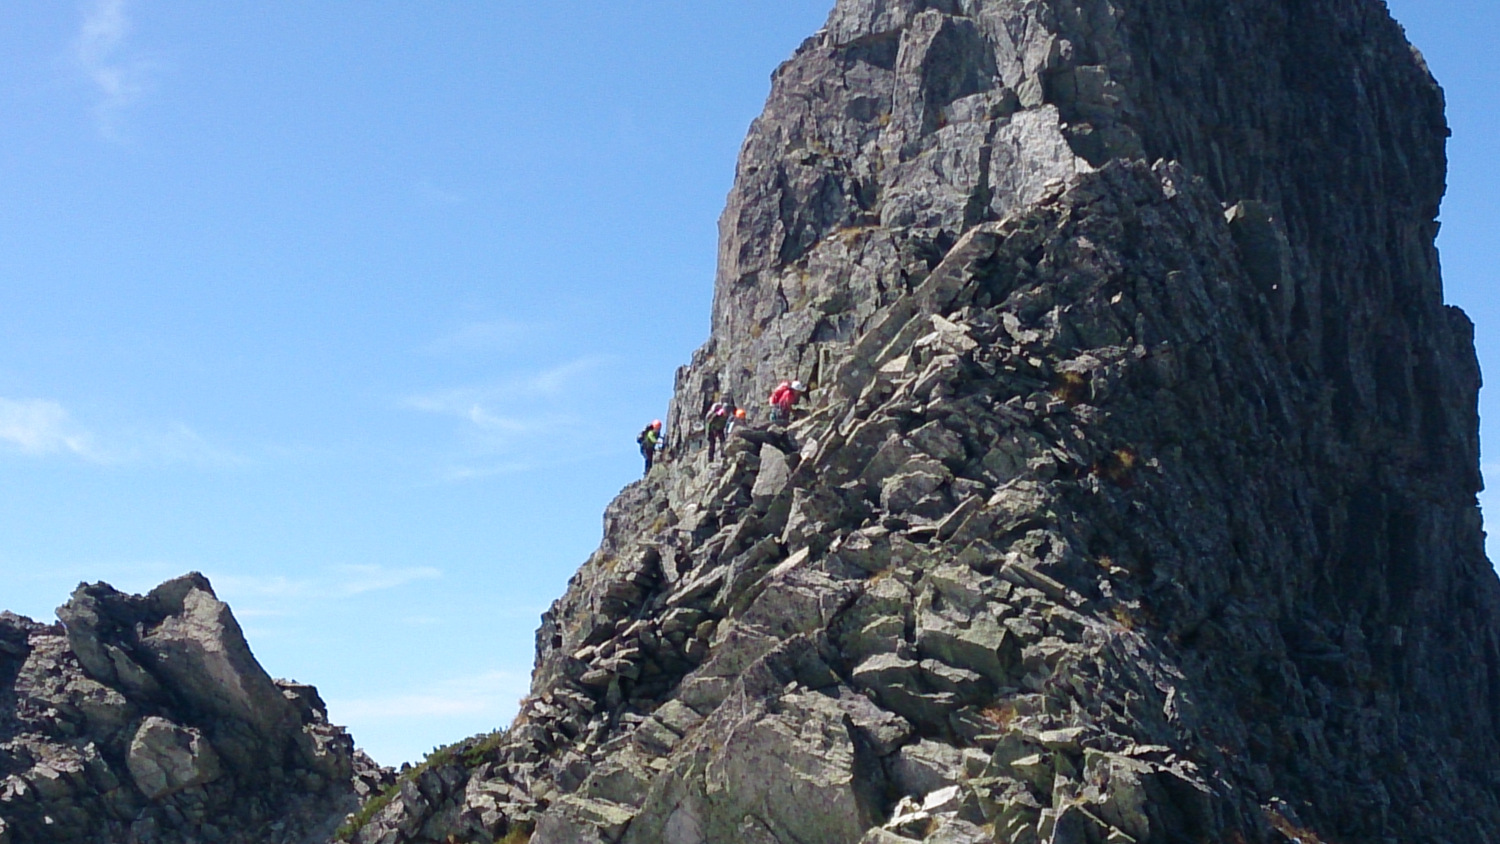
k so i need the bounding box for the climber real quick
[769,380,806,425]
[705,402,730,461]
[637,420,663,476]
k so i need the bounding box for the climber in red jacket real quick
[768,380,805,425]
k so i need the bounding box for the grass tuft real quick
[333,788,397,842]
[980,703,1017,732]
[331,730,509,842]
[1094,446,1140,487]
[1051,370,1090,406]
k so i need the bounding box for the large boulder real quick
[126,717,223,800]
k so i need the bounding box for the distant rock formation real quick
[339,0,1500,842]
[0,574,390,844]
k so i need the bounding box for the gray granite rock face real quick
[341,0,1497,842]
[0,575,391,844]
[176,0,1500,842]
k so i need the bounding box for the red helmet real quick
[651,420,662,430]
[735,408,747,419]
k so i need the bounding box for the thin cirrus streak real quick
[0,397,246,469]
[73,0,154,140]
[335,564,442,597]
[211,565,443,602]
[0,398,105,460]
[402,357,613,444]
[404,356,612,410]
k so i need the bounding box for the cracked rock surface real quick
[338,0,1500,842]
[0,575,392,844]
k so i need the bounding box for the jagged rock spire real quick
[694,0,1451,430]
[0,575,390,844]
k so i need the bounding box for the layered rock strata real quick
[0,574,390,844]
[365,0,1500,841]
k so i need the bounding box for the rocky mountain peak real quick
[340,1,1494,842]
[0,574,390,844]
[694,0,1449,433]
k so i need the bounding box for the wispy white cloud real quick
[527,357,606,395]
[74,0,155,141]
[0,396,248,468]
[231,608,290,620]
[404,356,610,417]
[402,355,623,481]
[334,564,442,597]
[212,573,312,600]
[149,423,252,468]
[0,398,107,460]
[439,461,541,481]
[403,389,543,434]
[327,670,528,723]
[212,564,442,603]
[433,445,618,483]
[402,357,611,444]
[465,407,538,433]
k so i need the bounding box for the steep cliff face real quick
[0,575,390,844]
[348,1,1500,843]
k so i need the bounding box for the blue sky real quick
[0,1,1493,766]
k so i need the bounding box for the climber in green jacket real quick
[637,420,662,476]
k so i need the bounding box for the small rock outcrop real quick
[0,574,391,844]
[340,0,1500,842]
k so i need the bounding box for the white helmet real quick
[791,381,807,392]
